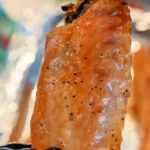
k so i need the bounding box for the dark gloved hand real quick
[0,144,60,150]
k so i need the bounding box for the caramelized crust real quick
[63,0,97,24]
[63,0,128,24]
[31,0,131,149]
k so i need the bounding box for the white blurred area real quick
[131,8,150,31]
[130,8,150,53]
[1,0,66,21]
[0,0,66,145]
[2,0,49,20]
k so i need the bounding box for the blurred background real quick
[0,0,150,149]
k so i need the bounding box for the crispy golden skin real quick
[31,0,131,149]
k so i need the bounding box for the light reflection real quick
[129,7,143,22]
[107,82,112,92]
[102,98,110,105]
[6,85,16,95]
[131,41,141,53]
[94,135,103,144]
[130,7,150,33]
[131,67,134,79]
[99,116,106,124]
[119,82,126,88]
[136,21,149,31]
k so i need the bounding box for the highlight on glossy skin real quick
[31,0,132,149]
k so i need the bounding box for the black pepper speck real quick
[89,103,94,106]
[74,72,77,76]
[46,147,61,150]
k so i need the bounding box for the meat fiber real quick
[31,0,131,149]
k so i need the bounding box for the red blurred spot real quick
[0,36,10,49]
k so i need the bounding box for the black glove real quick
[0,144,60,150]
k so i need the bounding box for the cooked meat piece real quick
[31,0,131,149]
[129,47,150,150]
